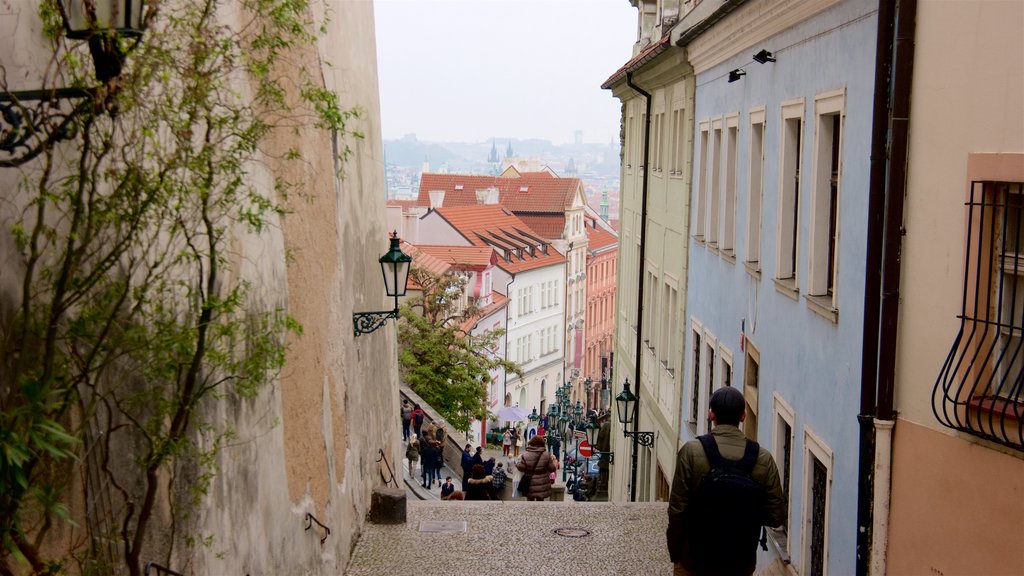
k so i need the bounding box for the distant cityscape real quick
[384,133,622,225]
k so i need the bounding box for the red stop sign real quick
[578,440,593,458]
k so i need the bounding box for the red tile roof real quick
[461,291,509,333]
[586,225,619,252]
[601,34,671,89]
[431,205,566,275]
[413,244,496,269]
[517,214,566,241]
[417,172,583,214]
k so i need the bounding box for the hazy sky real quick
[374,0,638,145]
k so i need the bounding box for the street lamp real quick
[1,0,148,167]
[584,377,592,413]
[353,232,412,336]
[529,407,539,422]
[615,379,654,502]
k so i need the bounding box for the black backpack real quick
[687,435,767,576]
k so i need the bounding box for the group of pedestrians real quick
[500,426,523,457]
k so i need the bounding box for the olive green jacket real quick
[666,425,786,564]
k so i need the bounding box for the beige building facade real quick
[887,1,1024,573]
[603,18,695,502]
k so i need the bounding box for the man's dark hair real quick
[709,386,745,426]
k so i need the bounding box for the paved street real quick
[345,500,672,576]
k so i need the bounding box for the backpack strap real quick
[698,434,760,474]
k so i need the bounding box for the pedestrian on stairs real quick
[405,439,419,478]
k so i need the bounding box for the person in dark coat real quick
[465,464,497,501]
[460,444,474,490]
[483,456,496,476]
[516,435,557,501]
[420,441,439,489]
[472,446,484,468]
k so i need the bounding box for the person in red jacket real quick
[412,404,425,438]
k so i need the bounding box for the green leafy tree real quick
[0,1,360,574]
[397,267,522,433]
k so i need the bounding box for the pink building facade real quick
[584,219,618,413]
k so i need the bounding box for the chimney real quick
[429,190,445,209]
[475,187,499,205]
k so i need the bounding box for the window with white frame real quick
[720,345,733,391]
[743,342,760,442]
[670,106,685,177]
[746,108,766,268]
[695,122,709,239]
[777,99,805,285]
[662,282,678,370]
[707,120,722,245]
[803,427,833,576]
[722,114,739,255]
[771,392,795,558]
[626,108,635,175]
[808,90,845,307]
[689,321,702,426]
[652,111,665,173]
[639,112,647,171]
[704,333,717,434]
[643,268,658,347]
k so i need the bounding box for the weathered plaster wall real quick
[889,0,1024,571]
[887,420,1024,576]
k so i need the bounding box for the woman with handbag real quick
[516,435,557,501]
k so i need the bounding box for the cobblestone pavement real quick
[345,500,672,576]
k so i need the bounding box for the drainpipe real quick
[857,1,917,574]
[625,71,651,503]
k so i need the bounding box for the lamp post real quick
[584,377,592,413]
[1,0,147,167]
[615,379,654,502]
[546,403,560,457]
[353,232,412,336]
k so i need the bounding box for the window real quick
[626,110,635,175]
[803,427,832,576]
[934,178,1024,450]
[704,335,717,434]
[743,342,760,442]
[746,108,766,269]
[643,269,658,347]
[809,90,845,311]
[722,115,739,255]
[695,122,709,239]
[655,464,671,502]
[670,107,685,177]
[662,282,678,369]
[707,120,722,245]
[689,322,702,425]
[639,112,647,170]
[777,100,804,288]
[652,111,665,173]
[771,392,796,559]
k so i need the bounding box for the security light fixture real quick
[353,232,412,336]
[1,0,147,167]
[752,49,776,64]
[728,68,747,83]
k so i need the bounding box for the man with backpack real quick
[400,400,413,442]
[666,386,786,576]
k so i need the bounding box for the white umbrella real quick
[493,405,530,422]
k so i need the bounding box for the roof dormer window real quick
[519,186,529,192]
[455,184,464,190]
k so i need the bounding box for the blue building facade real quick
[678,1,878,574]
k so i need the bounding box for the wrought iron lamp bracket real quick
[353,308,398,337]
[0,88,94,167]
[623,430,654,447]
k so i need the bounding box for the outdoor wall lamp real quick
[0,0,146,167]
[352,232,412,337]
[615,379,654,447]
[752,49,776,64]
[616,378,653,501]
[727,68,747,83]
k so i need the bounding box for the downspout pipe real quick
[625,71,652,503]
[857,1,917,574]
